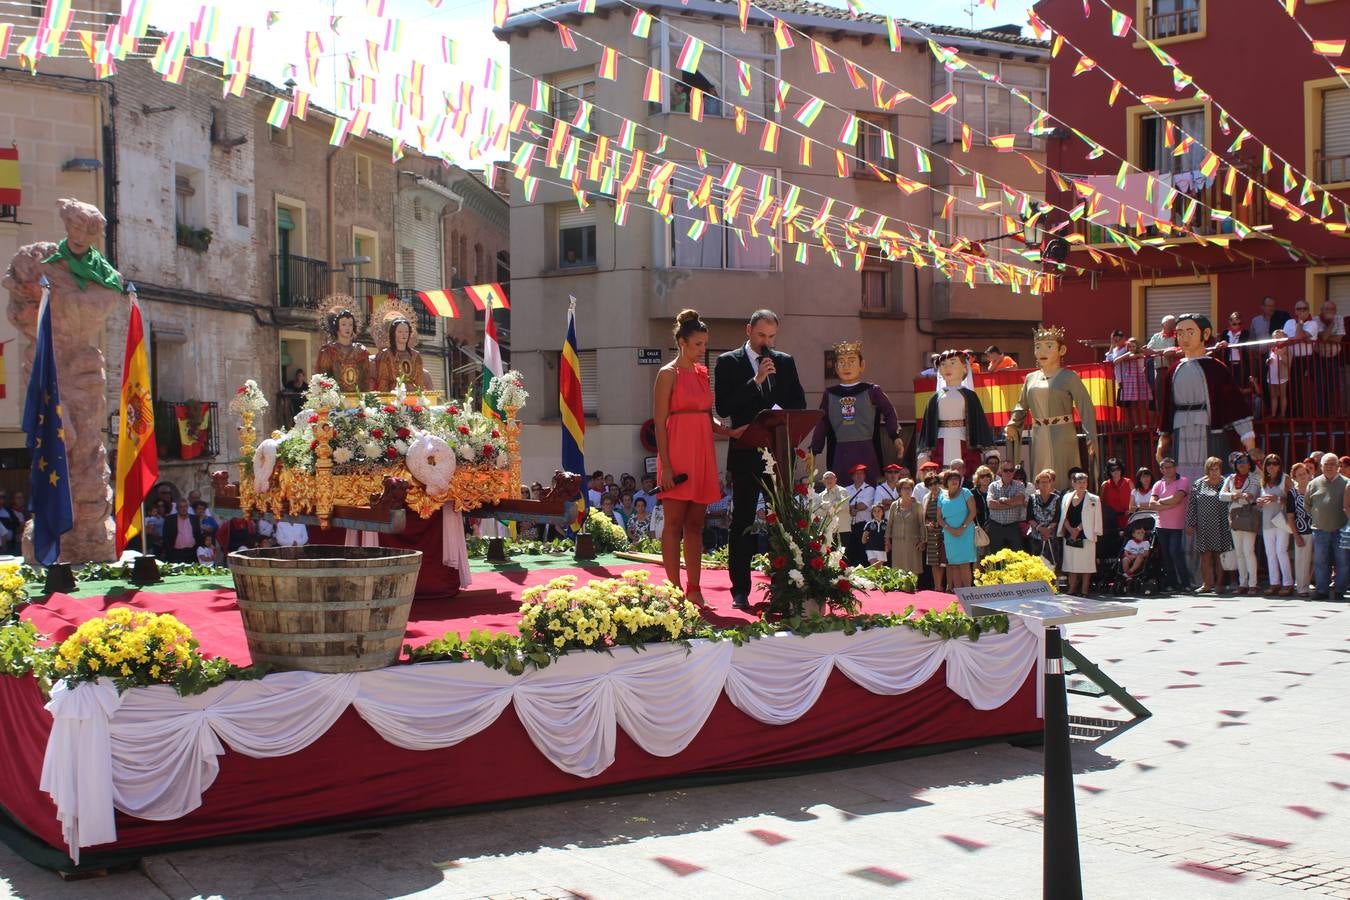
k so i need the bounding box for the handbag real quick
[1228,500,1261,534]
[974,525,990,548]
[1271,512,1293,535]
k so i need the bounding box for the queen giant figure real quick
[1005,324,1098,490]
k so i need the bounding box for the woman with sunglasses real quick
[1099,457,1131,557]
[1257,453,1294,595]
[1058,470,1102,596]
[1220,452,1261,594]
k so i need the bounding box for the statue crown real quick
[1033,324,1067,343]
[832,340,863,357]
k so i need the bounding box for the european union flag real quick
[21,284,73,565]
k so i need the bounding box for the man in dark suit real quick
[714,309,807,609]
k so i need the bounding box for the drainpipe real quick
[326,149,338,293]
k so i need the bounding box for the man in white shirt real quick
[912,461,940,506]
[586,472,605,508]
[1144,315,1180,406]
[813,471,851,550]
[633,474,657,510]
[845,463,874,566]
[274,519,309,547]
[872,463,904,510]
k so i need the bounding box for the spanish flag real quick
[115,297,158,554]
[463,282,510,311]
[913,363,1122,428]
[0,147,19,206]
[416,289,459,318]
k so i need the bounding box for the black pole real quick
[1044,626,1082,900]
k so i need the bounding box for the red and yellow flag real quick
[115,299,158,554]
[912,363,1122,428]
[175,403,210,460]
[463,282,510,311]
[417,290,459,318]
[0,147,19,206]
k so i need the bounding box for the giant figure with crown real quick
[809,340,904,484]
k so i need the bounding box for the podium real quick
[735,409,822,483]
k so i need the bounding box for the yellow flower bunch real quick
[975,549,1057,594]
[0,561,29,622]
[50,607,203,687]
[519,569,701,652]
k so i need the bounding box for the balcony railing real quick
[1317,150,1350,185]
[349,276,398,304]
[153,401,220,460]
[272,253,332,309]
[398,288,439,335]
[1145,4,1201,39]
[1069,162,1270,245]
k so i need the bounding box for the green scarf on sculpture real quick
[44,239,124,292]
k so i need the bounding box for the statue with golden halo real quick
[1005,324,1098,490]
[807,340,904,485]
[314,295,372,393]
[370,296,432,392]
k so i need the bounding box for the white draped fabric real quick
[40,620,1039,861]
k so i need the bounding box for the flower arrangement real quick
[583,507,629,553]
[301,374,343,411]
[518,570,701,651]
[49,608,221,694]
[228,379,269,417]
[976,548,1058,593]
[488,370,529,412]
[0,561,30,623]
[757,449,866,616]
[266,391,514,476]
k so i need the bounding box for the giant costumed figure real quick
[1156,313,1257,481]
[915,349,995,472]
[808,341,903,485]
[1005,325,1098,491]
[2,199,122,562]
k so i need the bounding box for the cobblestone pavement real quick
[1,593,1346,899]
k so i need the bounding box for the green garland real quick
[408,601,1008,675]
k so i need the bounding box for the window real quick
[234,191,250,228]
[474,243,485,281]
[577,349,598,416]
[1139,108,1205,175]
[861,268,888,311]
[352,227,379,278]
[399,246,416,284]
[269,125,291,147]
[854,113,895,172]
[658,18,776,118]
[933,60,1046,150]
[355,154,372,189]
[551,72,596,125]
[412,196,424,221]
[1319,86,1350,185]
[667,163,776,271]
[946,185,1044,280]
[173,166,203,228]
[1144,0,1202,39]
[558,207,597,268]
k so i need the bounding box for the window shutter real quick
[1323,88,1350,164]
[578,349,598,416]
[558,207,597,231]
[1145,283,1210,331]
[1328,275,1350,307]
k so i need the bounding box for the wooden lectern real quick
[735,409,823,483]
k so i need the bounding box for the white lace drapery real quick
[41,619,1040,860]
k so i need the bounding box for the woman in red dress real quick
[654,310,744,603]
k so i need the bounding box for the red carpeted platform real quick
[3,562,1038,870]
[21,562,959,666]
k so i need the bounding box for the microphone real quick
[758,352,775,394]
[649,473,688,495]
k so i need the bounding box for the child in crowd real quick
[862,502,889,565]
[1121,522,1150,578]
[1267,330,1290,418]
[196,532,219,566]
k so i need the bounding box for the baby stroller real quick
[1101,511,1161,596]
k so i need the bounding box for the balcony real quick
[1068,163,1270,247]
[1317,150,1350,186]
[153,401,220,461]
[1144,3,1201,40]
[272,253,332,309]
[349,275,398,304]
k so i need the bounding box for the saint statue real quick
[373,317,432,392]
[915,349,994,472]
[315,308,372,393]
[808,341,903,484]
[1156,313,1256,482]
[1005,325,1098,490]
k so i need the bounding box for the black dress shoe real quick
[731,594,751,610]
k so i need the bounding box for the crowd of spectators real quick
[1106,297,1346,426]
[139,481,309,565]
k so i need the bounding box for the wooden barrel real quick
[228,545,422,673]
